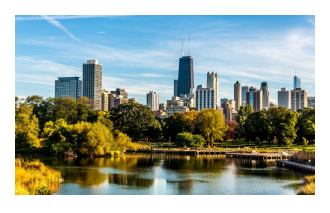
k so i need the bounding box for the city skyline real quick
[15,15,315,105]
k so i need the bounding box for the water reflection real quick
[30,153,305,195]
[108,173,154,188]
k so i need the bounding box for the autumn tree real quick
[15,97,40,151]
[224,120,238,142]
[185,110,198,133]
[196,109,227,146]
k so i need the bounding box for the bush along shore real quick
[15,158,63,195]
[297,175,315,195]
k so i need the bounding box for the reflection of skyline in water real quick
[33,153,304,195]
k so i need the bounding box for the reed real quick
[297,175,315,195]
[15,158,62,195]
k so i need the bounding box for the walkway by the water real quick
[277,160,315,173]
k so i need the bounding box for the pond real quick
[34,153,305,195]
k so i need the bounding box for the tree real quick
[113,130,132,153]
[72,121,114,156]
[164,112,190,141]
[145,119,162,142]
[196,109,227,146]
[15,98,40,151]
[224,120,238,142]
[110,103,158,141]
[42,119,77,155]
[185,110,198,133]
[296,108,315,144]
[267,107,299,147]
[236,105,254,140]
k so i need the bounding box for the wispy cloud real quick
[41,15,80,42]
[15,15,123,21]
[98,31,106,34]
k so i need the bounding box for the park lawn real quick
[217,141,315,151]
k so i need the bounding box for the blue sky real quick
[15,15,315,105]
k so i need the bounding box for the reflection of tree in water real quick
[162,155,226,172]
[59,168,107,186]
[108,173,154,188]
[167,179,195,194]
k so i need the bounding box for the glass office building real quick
[55,77,82,101]
[177,56,194,96]
[294,75,301,89]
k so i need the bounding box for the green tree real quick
[296,108,315,144]
[164,112,190,141]
[196,109,227,146]
[268,107,299,146]
[185,110,199,133]
[236,105,254,140]
[145,119,162,142]
[110,103,159,141]
[15,97,40,151]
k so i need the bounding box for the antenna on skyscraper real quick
[189,34,191,56]
[295,67,296,76]
[182,35,184,57]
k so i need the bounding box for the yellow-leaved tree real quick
[196,109,228,146]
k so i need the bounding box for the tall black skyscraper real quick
[177,36,194,96]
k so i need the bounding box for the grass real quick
[297,175,315,195]
[15,158,62,195]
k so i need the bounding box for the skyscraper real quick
[55,77,82,101]
[83,60,102,110]
[241,86,249,103]
[174,79,178,97]
[246,87,263,112]
[294,70,301,89]
[278,88,291,109]
[291,88,307,111]
[234,81,241,111]
[260,82,269,109]
[207,71,218,106]
[177,37,194,96]
[146,91,159,111]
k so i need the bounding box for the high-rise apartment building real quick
[115,88,128,99]
[83,60,102,110]
[291,88,307,111]
[278,88,291,109]
[260,82,269,109]
[241,86,249,103]
[55,77,82,101]
[101,89,109,111]
[307,97,315,108]
[177,37,194,96]
[146,91,159,111]
[207,71,218,106]
[234,81,241,111]
[114,96,128,109]
[195,85,216,112]
[246,87,263,112]
[174,80,178,97]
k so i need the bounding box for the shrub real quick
[297,175,315,195]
